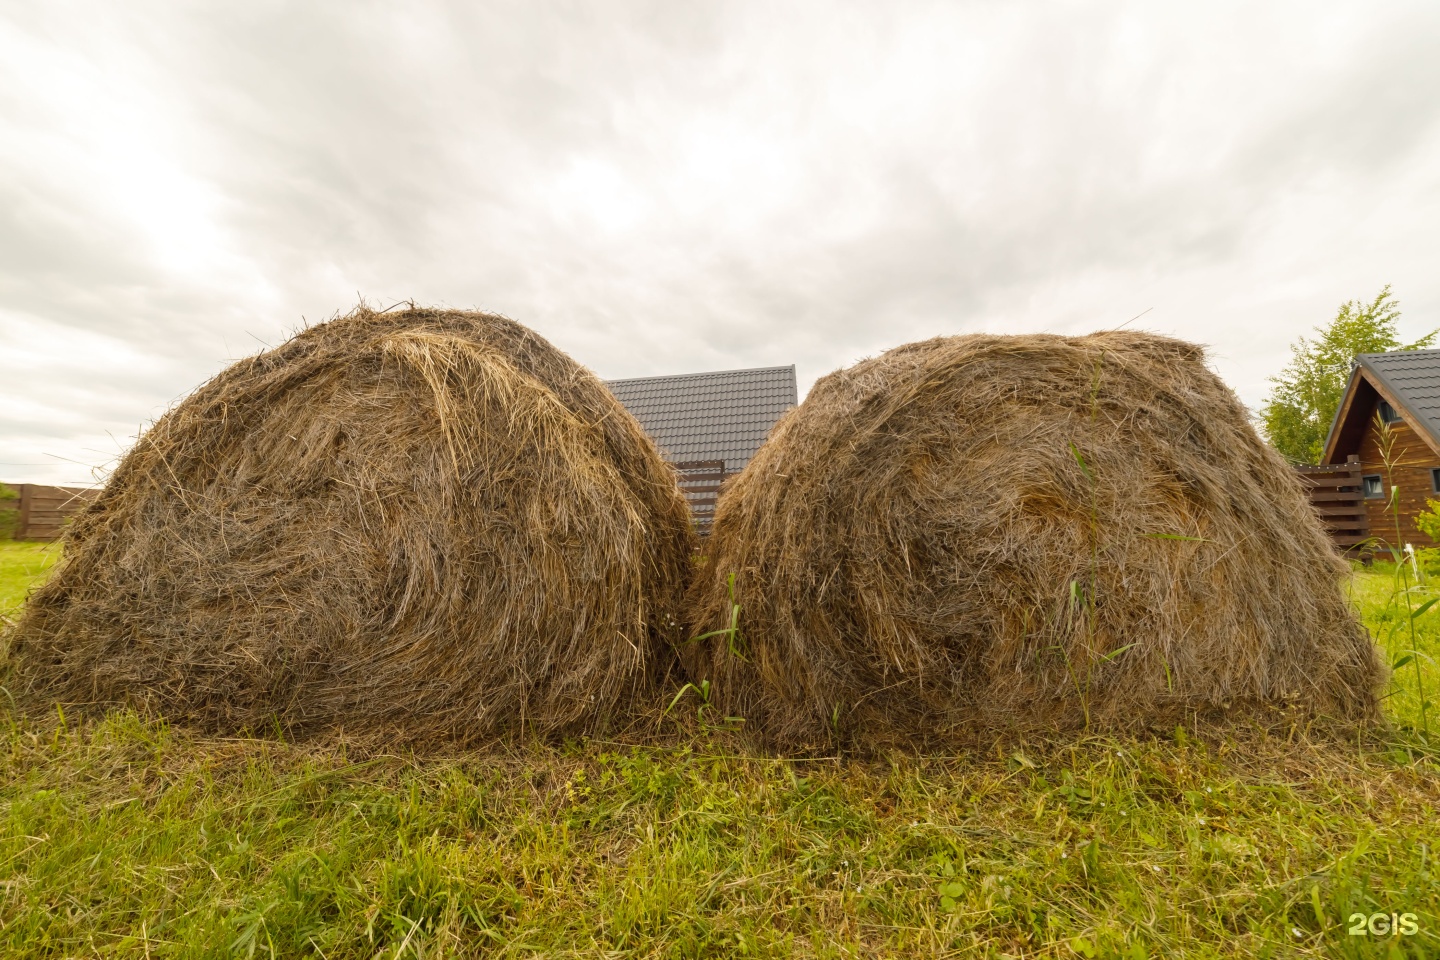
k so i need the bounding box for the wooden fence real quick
[674,460,730,536]
[0,484,99,541]
[1294,456,1369,554]
[0,464,1377,551]
[2,464,737,542]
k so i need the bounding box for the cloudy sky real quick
[3,2,1439,485]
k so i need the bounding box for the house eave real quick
[1323,356,1440,464]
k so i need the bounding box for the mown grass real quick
[1,550,1438,957]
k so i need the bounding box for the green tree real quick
[1262,286,1436,464]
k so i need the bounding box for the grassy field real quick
[0,541,59,619]
[1,540,1438,958]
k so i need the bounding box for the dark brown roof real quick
[605,365,798,473]
[1323,349,1440,462]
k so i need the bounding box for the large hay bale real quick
[685,331,1384,750]
[7,306,695,747]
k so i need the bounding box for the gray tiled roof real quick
[1357,350,1440,448]
[605,365,798,472]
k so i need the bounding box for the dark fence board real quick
[2,483,99,541]
[1293,459,1369,556]
[674,460,732,536]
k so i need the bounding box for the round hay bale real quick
[7,306,695,747]
[684,331,1384,750]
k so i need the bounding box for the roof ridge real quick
[1356,348,1440,360]
[605,364,796,385]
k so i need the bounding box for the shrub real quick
[0,483,17,540]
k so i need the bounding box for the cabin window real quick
[1432,468,1440,493]
[1363,474,1385,499]
[1378,400,1403,424]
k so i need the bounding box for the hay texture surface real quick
[685,332,1383,750]
[8,306,695,747]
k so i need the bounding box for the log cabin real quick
[1323,349,1440,553]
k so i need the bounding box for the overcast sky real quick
[3,2,1439,485]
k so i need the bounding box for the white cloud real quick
[2,0,1439,483]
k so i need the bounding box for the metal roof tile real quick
[605,365,798,472]
[1357,350,1440,449]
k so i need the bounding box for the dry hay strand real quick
[5,306,695,749]
[684,331,1385,752]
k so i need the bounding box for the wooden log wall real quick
[1350,418,1440,553]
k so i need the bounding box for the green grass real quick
[1347,561,1440,737]
[0,541,60,620]
[1,553,1438,957]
